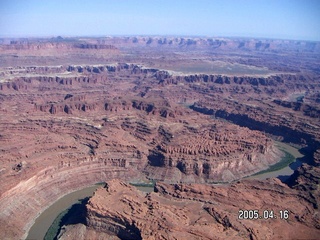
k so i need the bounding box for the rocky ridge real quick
[0,63,285,239]
[0,36,319,239]
[57,179,320,240]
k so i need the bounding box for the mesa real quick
[0,36,319,239]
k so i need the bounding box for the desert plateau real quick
[0,35,319,239]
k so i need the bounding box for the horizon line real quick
[0,34,319,43]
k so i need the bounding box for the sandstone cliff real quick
[0,35,319,240]
[57,179,320,240]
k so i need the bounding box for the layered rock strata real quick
[146,124,281,182]
[0,36,319,239]
[57,179,320,240]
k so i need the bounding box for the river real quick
[246,141,304,180]
[26,184,103,240]
[26,141,302,240]
[26,184,154,240]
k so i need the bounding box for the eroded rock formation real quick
[57,179,320,240]
[0,36,319,239]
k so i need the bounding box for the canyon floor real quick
[0,36,319,239]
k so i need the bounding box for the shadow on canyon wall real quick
[190,105,319,165]
[45,198,89,240]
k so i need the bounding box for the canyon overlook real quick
[0,36,319,239]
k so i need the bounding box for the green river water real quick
[26,141,303,240]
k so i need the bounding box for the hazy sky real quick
[0,0,319,41]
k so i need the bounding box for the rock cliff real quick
[57,179,320,240]
[0,36,319,239]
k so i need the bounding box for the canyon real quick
[56,178,320,240]
[0,36,319,239]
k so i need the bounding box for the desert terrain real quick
[0,36,319,239]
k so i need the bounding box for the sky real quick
[0,0,319,41]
